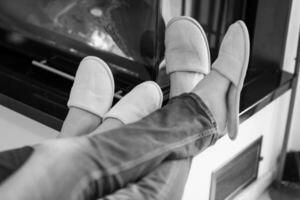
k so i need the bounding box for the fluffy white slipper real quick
[67,56,115,118]
[213,21,250,140]
[165,16,211,97]
[103,81,163,124]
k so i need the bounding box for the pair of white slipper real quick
[67,56,163,125]
[68,16,250,140]
[164,17,250,140]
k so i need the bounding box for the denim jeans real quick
[0,148,191,200]
[101,158,192,200]
[0,93,218,200]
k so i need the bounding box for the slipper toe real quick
[103,81,163,124]
[67,56,115,118]
[165,16,210,75]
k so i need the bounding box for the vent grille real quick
[210,137,263,200]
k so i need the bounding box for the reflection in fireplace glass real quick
[191,0,257,61]
[0,0,165,67]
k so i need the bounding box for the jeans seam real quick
[101,93,217,176]
[93,128,216,179]
[74,128,216,198]
[187,93,218,127]
[75,130,214,199]
[156,160,182,200]
[74,93,219,198]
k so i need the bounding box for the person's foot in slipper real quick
[61,56,115,137]
[90,81,163,134]
[192,21,250,140]
[165,16,211,98]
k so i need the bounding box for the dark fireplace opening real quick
[189,0,292,82]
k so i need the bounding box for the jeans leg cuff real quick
[175,93,219,145]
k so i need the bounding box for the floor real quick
[258,183,300,200]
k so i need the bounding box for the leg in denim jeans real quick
[0,94,218,200]
[100,158,192,200]
[0,19,249,200]
[0,133,191,200]
[0,45,233,200]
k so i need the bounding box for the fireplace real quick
[0,0,293,130]
[0,0,165,129]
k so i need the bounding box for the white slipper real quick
[213,21,250,140]
[103,81,163,124]
[165,16,211,97]
[67,56,115,118]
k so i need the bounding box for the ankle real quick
[191,70,229,134]
[60,107,101,137]
[90,118,124,135]
[192,70,229,95]
[170,72,205,98]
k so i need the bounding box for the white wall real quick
[283,0,300,151]
[182,91,291,200]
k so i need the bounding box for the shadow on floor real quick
[269,182,300,200]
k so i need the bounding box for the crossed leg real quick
[0,18,249,200]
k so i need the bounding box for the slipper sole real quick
[228,21,250,140]
[150,81,164,108]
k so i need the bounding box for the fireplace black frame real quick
[187,0,292,73]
